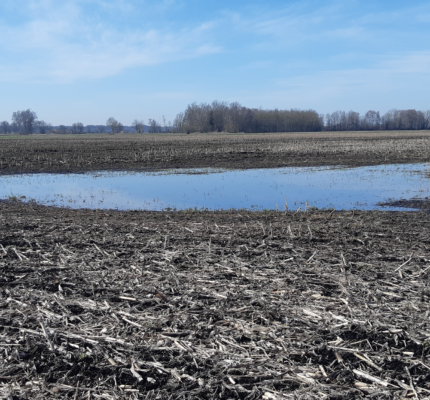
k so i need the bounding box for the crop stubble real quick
[1,201,430,399]
[0,131,430,175]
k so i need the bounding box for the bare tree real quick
[148,119,161,133]
[106,117,117,134]
[162,115,166,132]
[12,109,38,135]
[132,119,145,133]
[97,125,106,133]
[11,112,24,134]
[346,111,360,131]
[106,117,123,134]
[363,110,381,130]
[425,110,430,130]
[58,125,68,134]
[35,120,52,134]
[10,123,18,133]
[0,121,10,134]
[173,112,185,133]
[211,100,229,132]
[71,122,84,134]
[175,101,324,133]
[174,101,430,133]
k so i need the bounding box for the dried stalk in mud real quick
[0,130,430,175]
[1,201,430,399]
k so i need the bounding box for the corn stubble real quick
[0,130,429,174]
[1,201,430,399]
[1,131,430,399]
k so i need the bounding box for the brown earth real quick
[379,198,430,211]
[1,200,430,399]
[1,131,430,175]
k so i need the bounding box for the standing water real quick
[0,164,429,211]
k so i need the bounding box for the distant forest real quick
[1,103,430,135]
[174,101,430,133]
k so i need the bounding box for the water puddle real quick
[1,164,429,211]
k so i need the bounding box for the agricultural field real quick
[1,202,430,399]
[1,131,430,399]
[0,131,430,175]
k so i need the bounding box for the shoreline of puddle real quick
[0,163,429,212]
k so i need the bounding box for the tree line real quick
[0,110,51,135]
[324,109,430,131]
[0,111,172,135]
[174,101,430,133]
[1,106,430,135]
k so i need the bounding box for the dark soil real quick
[1,201,430,399]
[1,131,430,175]
[379,198,430,210]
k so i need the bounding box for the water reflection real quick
[0,164,429,211]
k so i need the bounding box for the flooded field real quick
[2,132,430,399]
[1,163,429,211]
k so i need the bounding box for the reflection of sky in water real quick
[0,164,429,211]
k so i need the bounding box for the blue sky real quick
[1,0,429,125]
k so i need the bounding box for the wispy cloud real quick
[1,0,430,122]
[269,51,430,112]
[226,2,430,49]
[225,3,364,45]
[278,51,430,86]
[0,0,220,82]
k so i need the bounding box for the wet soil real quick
[0,131,430,175]
[379,198,430,211]
[1,201,430,399]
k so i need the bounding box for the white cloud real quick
[44,27,221,81]
[0,0,220,82]
[268,52,430,112]
[227,2,430,49]
[226,3,362,44]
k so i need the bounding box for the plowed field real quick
[1,201,430,399]
[0,131,429,175]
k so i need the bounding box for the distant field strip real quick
[0,131,429,175]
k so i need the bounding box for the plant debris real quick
[1,201,430,399]
[1,131,430,175]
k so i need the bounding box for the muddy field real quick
[379,199,430,211]
[1,131,430,175]
[1,201,430,399]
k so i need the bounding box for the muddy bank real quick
[0,131,430,175]
[379,198,430,210]
[1,202,430,398]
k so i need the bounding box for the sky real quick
[0,0,429,125]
